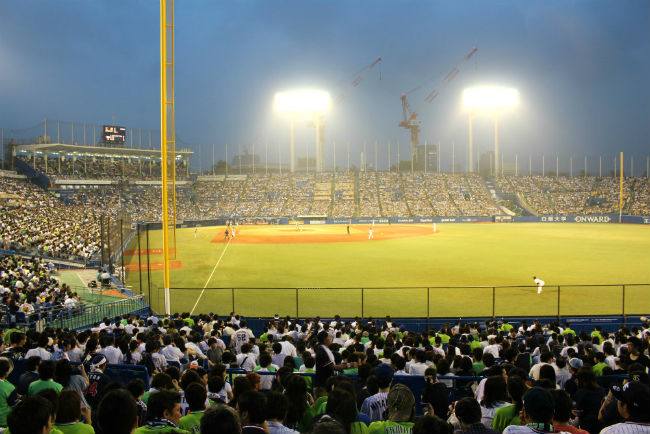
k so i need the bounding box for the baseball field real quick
[123,223,650,318]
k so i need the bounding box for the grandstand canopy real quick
[13,142,193,159]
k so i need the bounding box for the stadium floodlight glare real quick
[275,90,331,173]
[274,90,330,113]
[463,87,518,110]
[463,86,518,175]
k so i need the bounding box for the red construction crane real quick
[399,47,477,146]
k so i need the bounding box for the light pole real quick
[275,90,330,173]
[464,87,518,176]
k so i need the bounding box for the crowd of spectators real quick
[0,179,100,261]
[1,170,649,263]
[18,155,188,181]
[0,254,82,321]
[497,176,649,217]
[0,311,647,434]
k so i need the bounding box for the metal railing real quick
[152,284,650,322]
[1,295,149,330]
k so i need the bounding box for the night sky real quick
[1,1,648,172]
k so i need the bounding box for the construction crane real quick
[399,47,477,148]
[309,56,382,171]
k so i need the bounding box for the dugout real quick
[298,215,327,224]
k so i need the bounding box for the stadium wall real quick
[137,214,649,228]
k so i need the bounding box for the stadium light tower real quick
[463,87,518,174]
[274,90,330,172]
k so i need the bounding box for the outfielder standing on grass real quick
[534,276,545,294]
[369,227,374,240]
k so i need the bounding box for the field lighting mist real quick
[463,86,519,174]
[463,87,518,110]
[274,90,330,113]
[275,90,331,173]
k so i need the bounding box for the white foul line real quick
[190,238,231,315]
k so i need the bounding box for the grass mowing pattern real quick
[125,223,650,317]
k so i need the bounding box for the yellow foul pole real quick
[160,0,172,314]
[619,151,623,222]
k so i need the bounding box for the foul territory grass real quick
[124,223,650,317]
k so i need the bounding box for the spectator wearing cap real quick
[368,383,415,434]
[599,382,650,434]
[85,354,110,410]
[455,397,500,434]
[503,387,557,434]
[361,363,394,422]
[565,358,584,399]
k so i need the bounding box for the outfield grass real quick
[124,223,650,317]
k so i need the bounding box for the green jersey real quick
[437,333,450,344]
[28,379,63,396]
[54,422,95,434]
[491,404,520,432]
[472,362,485,375]
[135,425,190,434]
[562,328,576,336]
[593,362,608,377]
[368,420,414,433]
[0,379,16,426]
[178,411,205,434]
[351,421,370,434]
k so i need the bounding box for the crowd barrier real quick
[1,296,150,330]
[154,284,650,322]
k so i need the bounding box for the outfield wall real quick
[137,214,649,228]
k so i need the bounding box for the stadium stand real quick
[0,310,647,434]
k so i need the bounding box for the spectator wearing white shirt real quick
[99,335,123,365]
[408,350,428,375]
[25,335,52,361]
[236,343,257,372]
[483,338,501,359]
[160,335,185,363]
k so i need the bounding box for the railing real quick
[152,284,650,322]
[1,295,149,330]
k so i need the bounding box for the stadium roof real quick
[13,142,193,158]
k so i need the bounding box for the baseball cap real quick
[610,381,650,419]
[569,358,583,370]
[522,387,555,415]
[190,360,199,369]
[374,363,394,382]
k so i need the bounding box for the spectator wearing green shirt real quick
[472,348,485,375]
[491,375,525,432]
[562,323,576,336]
[54,391,94,434]
[178,383,207,434]
[368,384,415,434]
[134,390,189,434]
[592,352,609,377]
[28,360,63,396]
[0,357,17,427]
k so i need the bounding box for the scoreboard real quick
[103,125,126,146]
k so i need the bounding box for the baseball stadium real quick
[1,2,649,434]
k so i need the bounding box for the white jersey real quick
[233,328,253,353]
[534,278,545,287]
